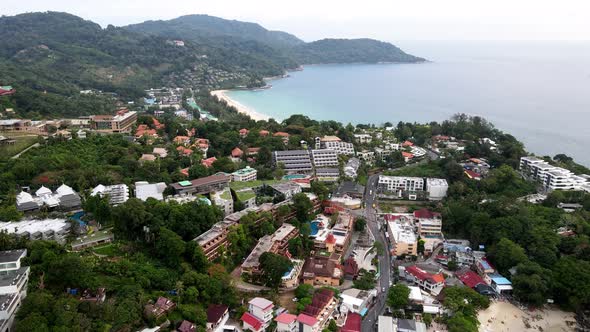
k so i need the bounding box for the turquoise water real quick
[283,174,307,180]
[310,220,321,237]
[227,41,590,166]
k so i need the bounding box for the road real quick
[361,173,391,332]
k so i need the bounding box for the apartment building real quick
[315,168,340,182]
[520,156,590,192]
[194,220,236,260]
[170,174,230,195]
[387,219,417,256]
[0,219,71,244]
[90,109,137,133]
[241,224,298,276]
[315,136,354,155]
[0,250,30,332]
[231,166,257,182]
[378,176,448,200]
[354,134,372,144]
[311,149,339,168]
[273,150,313,174]
[91,184,130,205]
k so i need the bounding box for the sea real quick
[226,41,590,166]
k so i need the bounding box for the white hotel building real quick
[315,136,354,155]
[378,176,448,201]
[519,156,590,192]
[311,149,339,168]
[0,250,30,332]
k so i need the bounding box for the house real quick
[207,304,229,332]
[241,297,274,331]
[340,288,375,316]
[178,320,196,332]
[402,265,445,295]
[140,154,157,162]
[174,136,191,145]
[296,314,319,332]
[259,130,270,137]
[275,313,297,332]
[135,124,158,138]
[231,147,244,160]
[0,85,16,96]
[239,128,249,137]
[273,131,290,143]
[300,288,335,326]
[456,269,485,289]
[343,158,361,179]
[464,169,482,180]
[153,147,168,158]
[135,181,166,201]
[270,182,302,200]
[341,313,362,332]
[302,253,342,286]
[343,256,359,280]
[402,141,414,147]
[488,274,513,294]
[144,297,176,319]
[194,138,210,154]
[202,157,217,168]
[333,181,365,199]
[354,133,372,144]
[176,146,193,156]
[16,184,82,212]
[378,316,395,332]
[247,147,260,156]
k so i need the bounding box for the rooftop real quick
[249,297,273,310]
[0,219,70,235]
[0,267,29,287]
[0,249,26,263]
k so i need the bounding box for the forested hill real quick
[0,12,423,118]
[125,14,424,65]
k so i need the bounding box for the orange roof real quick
[273,132,290,137]
[174,136,190,144]
[180,168,189,177]
[239,128,249,134]
[326,233,336,244]
[231,147,244,158]
[259,130,270,136]
[202,157,217,168]
[176,146,193,156]
[402,151,414,158]
[402,140,414,147]
[431,273,445,283]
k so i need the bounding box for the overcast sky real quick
[3,0,590,42]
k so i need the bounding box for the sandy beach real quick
[478,301,576,332]
[210,90,271,121]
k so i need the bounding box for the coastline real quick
[210,89,271,121]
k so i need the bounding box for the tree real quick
[295,284,314,300]
[512,261,551,306]
[155,227,186,268]
[188,164,209,179]
[371,241,385,256]
[552,256,590,309]
[293,193,313,222]
[387,284,410,310]
[0,205,23,221]
[423,313,433,327]
[417,238,425,255]
[353,269,377,290]
[490,238,528,274]
[258,252,293,289]
[354,218,366,232]
[311,181,329,200]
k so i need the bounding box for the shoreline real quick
[210,89,271,121]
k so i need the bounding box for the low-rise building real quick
[90,109,137,133]
[402,265,445,295]
[194,220,236,260]
[241,224,298,277]
[0,249,30,332]
[16,184,82,212]
[91,184,130,205]
[170,175,230,195]
[273,150,313,174]
[0,219,70,244]
[520,156,590,192]
[275,313,297,332]
[206,304,229,332]
[340,288,376,316]
[354,134,372,144]
[232,166,257,182]
[135,181,166,201]
[315,168,340,182]
[386,218,417,256]
[241,297,274,332]
[378,176,448,201]
[302,253,342,286]
[211,188,234,216]
[144,297,175,319]
[270,182,302,200]
[343,158,361,179]
[311,149,338,168]
[315,136,354,155]
[71,230,114,251]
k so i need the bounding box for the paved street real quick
[361,173,390,332]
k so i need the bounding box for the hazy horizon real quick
[3,0,590,43]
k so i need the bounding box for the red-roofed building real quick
[239,128,249,137]
[194,138,209,154]
[180,168,189,177]
[231,147,244,158]
[178,320,196,332]
[241,312,264,332]
[413,208,441,220]
[174,135,191,145]
[275,313,297,332]
[202,157,217,168]
[247,147,260,156]
[404,265,445,295]
[402,151,414,161]
[273,131,290,143]
[207,304,229,332]
[456,269,485,289]
[341,313,362,332]
[259,130,270,137]
[464,169,482,180]
[296,314,318,331]
[0,86,16,96]
[343,256,359,280]
[152,118,164,129]
[177,146,193,156]
[144,297,175,318]
[402,140,414,147]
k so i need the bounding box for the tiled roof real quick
[413,208,441,219]
[297,313,318,326]
[207,304,228,323]
[341,313,362,332]
[249,297,273,310]
[241,312,264,331]
[275,313,297,324]
[456,270,485,288]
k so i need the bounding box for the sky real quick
[3,0,590,42]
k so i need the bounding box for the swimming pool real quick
[71,211,87,226]
[310,220,321,237]
[283,174,307,180]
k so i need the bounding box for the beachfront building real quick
[273,150,313,174]
[311,149,339,168]
[315,136,354,155]
[519,156,590,192]
[91,184,130,205]
[231,166,257,182]
[0,249,30,332]
[90,109,137,133]
[402,265,445,295]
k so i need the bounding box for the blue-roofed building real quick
[488,273,513,294]
[476,256,495,275]
[144,97,156,105]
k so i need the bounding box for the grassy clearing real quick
[229,179,282,190]
[0,135,39,161]
[93,244,121,257]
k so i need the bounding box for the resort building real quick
[206,304,229,332]
[315,136,354,155]
[134,181,166,201]
[343,158,361,179]
[0,249,30,332]
[170,174,230,195]
[354,134,372,144]
[311,149,339,168]
[0,119,31,132]
[91,184,130,205]
[299,289,336,331]
[15,184,82,212]
[302,253,343,286]
[193,220,236,260]
[90,109,137,133]
[71,230,114,251]
[241,224,298,277]
[519,156,590,192]
[273,150,313,174]
[315,168,340,182]
[0,219,71,244]
[270,182,302,200]
[231,166,257,182]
